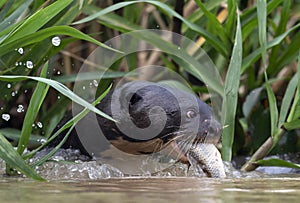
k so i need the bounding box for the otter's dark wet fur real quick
[50,81,221,159]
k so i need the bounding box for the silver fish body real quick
[187,143,226,178]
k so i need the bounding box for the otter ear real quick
[129,92,143,106]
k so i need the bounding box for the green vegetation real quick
[0,0,299,180]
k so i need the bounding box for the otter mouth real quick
[167,123,222,164]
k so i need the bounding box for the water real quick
[1,149,300,202]
[0,177,300,203]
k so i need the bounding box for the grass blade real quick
[194,0,229,47]
[221,13,242,161]
[17,62,49,155]
[0,75,115,122]
[264,76,279,136]
[25,84,112,163]
[0,0,33,31]
[2,0,73,44]
[255,158,300,169]
[257,0,278,136]
[257,0,267,69]
[241,23,300,74]
[0,128,45,149]
[284,119,300,131]
[0,133,44,180]
[278,74,297,128]
[0,25,122,57]
[78,1,228,56]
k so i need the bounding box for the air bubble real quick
[52,36,61,46]
[2,114,10,121]
[7,84,11,89]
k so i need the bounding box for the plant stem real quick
[241,128,285,171]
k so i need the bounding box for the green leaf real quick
[2,0,73,44]
[78,1,228,56]
[257,0,267,69]
[194,0,229,48]
[0,0,33,31]
[241,23,300,74]
[221,14,242,161]
[264,76,279,136]
[255,158,300,169]
[25,84,112,163]
[278,74,298,128]
[53,71,134,84]
[283,119,300,131]
[17,62,49,155]
[0,133,44,180]
[226,0,236,39]
[0,25,122,57]
[0,75,115,122]
[268,0,291,73]
[33,125,75,166]
[0,128,44,149]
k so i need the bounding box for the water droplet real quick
[19,62,22,66]
[82,86,86,90]
[2,114,10,121]
[57,95,61,99]
[57,70,61,75]
[52,36,61,46]
[37,138,47,144]
[93,80,98,87]
[17,48,24,55]
[37,121,43,128]
[11,92,16,97]
[177,47,181,50]
[15,62,19,66]
[7,84,11,89]
[17,104,24,113]
[156,25,160,28]
[26,61,33,69]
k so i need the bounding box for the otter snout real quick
[197,118,222,144]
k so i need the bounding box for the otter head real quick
[97,81,222,159]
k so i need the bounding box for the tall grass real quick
[0,0,299,179]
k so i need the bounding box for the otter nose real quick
[202,118,222,144]
[208,119,222,138]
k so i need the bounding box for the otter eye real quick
[186,110,197,118]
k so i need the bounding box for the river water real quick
[1,148,300,202]
[1,176,300,203]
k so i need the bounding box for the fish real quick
[187,143,226,178]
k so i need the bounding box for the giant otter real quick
[50,81,222,164]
